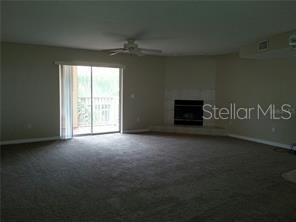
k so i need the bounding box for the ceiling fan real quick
[103,39,162,56]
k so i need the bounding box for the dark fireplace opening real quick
[174,100,203,126]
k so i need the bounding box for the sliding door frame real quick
[119,67,123,134]
[90,66,94,134]
[73,65,123,137]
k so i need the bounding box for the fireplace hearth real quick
[174,100,203,126]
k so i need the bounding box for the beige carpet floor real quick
[2,133,296,222]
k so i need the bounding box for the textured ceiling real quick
[2,1,296,56]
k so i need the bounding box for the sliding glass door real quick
[72,66,120,135]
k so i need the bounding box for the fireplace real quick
[174,100,203,126]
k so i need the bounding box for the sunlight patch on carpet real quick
[282,169,296,184]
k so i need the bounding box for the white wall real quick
[163,57,217,126]
[216,54,296,145]
[1,43,165,141]
[2,42,295,146]
[163,55,296,146]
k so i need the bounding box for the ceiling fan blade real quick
[99,48,124,52]
[109,49,129,56]
[109,50,125,56]
[140,48,162,54]
[110,51,122,56]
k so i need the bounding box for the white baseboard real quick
[228,134,291,150]
[1,136,60,146]
[122,129,150,134]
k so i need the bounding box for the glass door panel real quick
[73,66,92,135]
[92,67,120,133]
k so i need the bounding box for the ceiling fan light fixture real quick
[104,39,161,56]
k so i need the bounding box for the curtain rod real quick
[54,61,125,69]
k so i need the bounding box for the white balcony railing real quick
[77,97,119,127]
